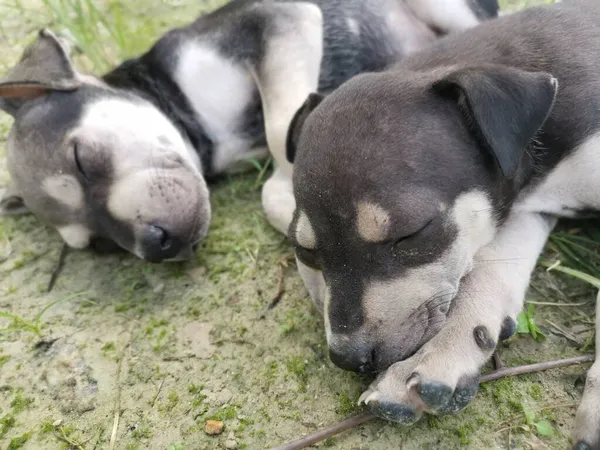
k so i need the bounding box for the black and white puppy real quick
[0,0,497,262]
[286,1,599,448]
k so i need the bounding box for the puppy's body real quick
[0,0,495,260]
[286,1,600,448]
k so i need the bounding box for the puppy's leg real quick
[250,3,323,235]
[360,211,556,424]
[573,291,600,450]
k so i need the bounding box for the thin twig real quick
[259,259,287,319]
[108,341,129,450]
[151,377,166,408]
[47,244,69,292]
[54,426,85,450]
[525,300,589,307]
[270,354,595,450]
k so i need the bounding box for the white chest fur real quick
[173,41,264,173]
[516,133,600,216]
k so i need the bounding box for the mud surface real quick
[0,1,596,449]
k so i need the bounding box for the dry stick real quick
[108,341,130,450]
[47,243,69,293]
[270,354,595,450]
[259,260,287,319]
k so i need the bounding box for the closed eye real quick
[294,245,321,270]
[73,141,88,180]
[392,218,435,248]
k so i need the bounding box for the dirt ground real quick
[0,0,597,449]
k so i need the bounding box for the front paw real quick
[360,324,500,424]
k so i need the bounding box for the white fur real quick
[356,201,391,243]
[261,167,296,236]
[573,291,600,446]
[42,174,84,210]
[78,97,200,175]
[173,42,258,173]
[253,2,324,178]
[58,224,92,248]
[296,211,317,249]
[405,0,480,34]
[516,133,600,215]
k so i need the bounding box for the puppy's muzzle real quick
[328,292,453,374]
[141,224,186,263]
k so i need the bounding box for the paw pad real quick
[438,375,480,415]
[418,380,453,410]
[367,400,419,425]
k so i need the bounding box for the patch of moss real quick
[427,416,442,429]
[0,354,9,368]
[323,437,337,447]
[456,423,475,445]
[132,425,152,440]
[285,356,309,393]
[490,378,522,414]
[102,342,116,353]
[337,390,360,416]
[7,431,31,450]
[528,384,543,401]
[10,390,34,413]
[1,414,16,437]
[38,418,55,435]
[188,384,207,407]
[207,405,238,421]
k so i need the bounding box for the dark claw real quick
[367,401,419,425]
[499,317,517,341]
[474,325,496,350]
[574,442,591,450]
[438,375,480,415]
[418,381,453,410]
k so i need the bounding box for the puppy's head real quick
[0,30,210,262]
[287,64,557,373]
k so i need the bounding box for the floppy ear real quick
[286,93,324,163]
[432,65,558,178]
[0,29,81,116]
[0,184,29,217]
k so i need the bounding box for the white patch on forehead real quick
[42,174,84,210]
[295,211,317,249]
[356,201,391,243]
[451,190,496,254]
[57,224,92,249]
[173,41,256,172]
[79,97,201,171]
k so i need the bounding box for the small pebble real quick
[205,420,224,435]
[224,439,238,449]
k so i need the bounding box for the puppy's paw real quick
[573,363,600,450]
[359,323,495,424]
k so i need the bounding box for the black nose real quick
[141,225,182,262]
[329,346,375,373]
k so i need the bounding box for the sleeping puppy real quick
[285,0,600,448]
[0,0,498,262]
